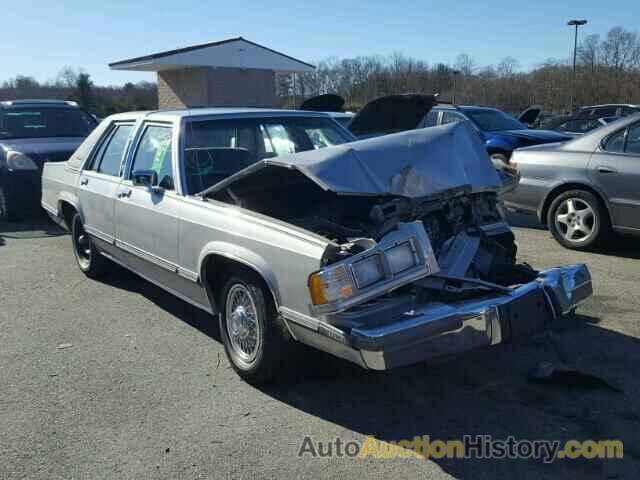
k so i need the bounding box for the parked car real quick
[0,99,97,221]
[576,104,640,119]
[545,116,620,136]
[504,114,640,249]
[420,105,573,165]
[42,108,592,384]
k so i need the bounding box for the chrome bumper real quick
[351,264,592,370]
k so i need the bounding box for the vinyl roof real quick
[109,37,315,73]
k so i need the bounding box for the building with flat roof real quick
[109,37,315,109]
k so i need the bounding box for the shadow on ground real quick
[0,214,65,246]
[100,264,640,479]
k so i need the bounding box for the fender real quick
[57,191,83,223]
[197,241,282,308]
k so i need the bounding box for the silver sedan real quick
[504,114,640,250]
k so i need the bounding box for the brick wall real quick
[157,67,276,109]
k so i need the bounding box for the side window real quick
[595,107,617,117]
[625,123,640,155]
[422,111,439,127]
[130,125,174,190]
[93,124,133,176]
[261,123,300,155]
[604,129,626,153]
[441,111,464,125]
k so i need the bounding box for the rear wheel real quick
[219,271,288,385]
[547,190,609,250]
[71,213,107,278]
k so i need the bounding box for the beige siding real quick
[157,67,276,109]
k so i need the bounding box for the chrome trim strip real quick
[177,267,199,282]
[99,250,212,314]
[279,306,319,331]
[114,239,176,273]
[84,226,115,244]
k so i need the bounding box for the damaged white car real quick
[41,109,592,384]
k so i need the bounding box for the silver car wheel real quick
[225,284,261,363]
[73,218,92,269]
[554,198,596,243]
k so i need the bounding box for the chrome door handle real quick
[597,166,617,174]
[117,189,132,199]
[80,178,89,185]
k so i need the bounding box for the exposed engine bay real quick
[203,122,540,324]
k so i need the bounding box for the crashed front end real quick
[203,122,592,370]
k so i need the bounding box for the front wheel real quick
[71,213,107,278]
[547,190,610,250]
[219,271,288,385]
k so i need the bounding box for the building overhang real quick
[109,37,315,73]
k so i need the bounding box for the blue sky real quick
[2,0,638,86]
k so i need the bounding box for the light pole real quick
[568,19,587,113]
[452,70,460,104]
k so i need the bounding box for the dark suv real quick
[0,100,97,221]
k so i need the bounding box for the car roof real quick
[104,108,332,123]
[562,112,640,151]
[0,99,80,108]
[579,104,640,109]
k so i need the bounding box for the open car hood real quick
[518,104,543,126]
[202,121,502,199]
[299,94,345,112]
[348,94,437,137]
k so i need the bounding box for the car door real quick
[114,122,183,287]
[588,121,640,230]
[77,121,134,247]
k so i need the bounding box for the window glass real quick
[621,107,638,116]
[441,111,464,125]
[183,117,351,194]
[604,129,626,153]
[463,109,526,131]
[0,106,96,140]
[130,125,174,190]
[422,111,439,127]
[626,124,640,155]
[95,124,133,176]
[594,107,617,117]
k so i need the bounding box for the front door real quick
[77,122,134,245]
[589,121,640,230]
[114,123,181,280]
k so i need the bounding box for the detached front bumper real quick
[350,264,591,370]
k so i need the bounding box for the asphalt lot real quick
[1,213,640,479]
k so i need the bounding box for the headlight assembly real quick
[7,151,38,170]
[351,254,385,288]
[308,264,354,306]
[385,241,417,274]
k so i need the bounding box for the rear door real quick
[588,121,640,230]
[77,121,134,245]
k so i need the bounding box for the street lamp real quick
[452,70,461,104]
[568,19,587,113]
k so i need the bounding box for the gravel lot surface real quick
[1,214,639,479]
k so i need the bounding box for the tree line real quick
[279,26,640,115]
[0,67,157,117]
[2,26,639,117]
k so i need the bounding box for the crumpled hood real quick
[204,121,502,199]
[0,137,84,166]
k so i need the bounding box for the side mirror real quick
[132,169,158,189]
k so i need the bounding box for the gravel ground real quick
[1,214,639,479]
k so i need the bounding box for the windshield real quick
[0,106,97,140]
[463,109,527,132]
[184,116,354,194]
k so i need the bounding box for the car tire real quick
[547,190,610,250]
[219,271,289,385]
[71,213,107,278]
[0,184,16,222]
